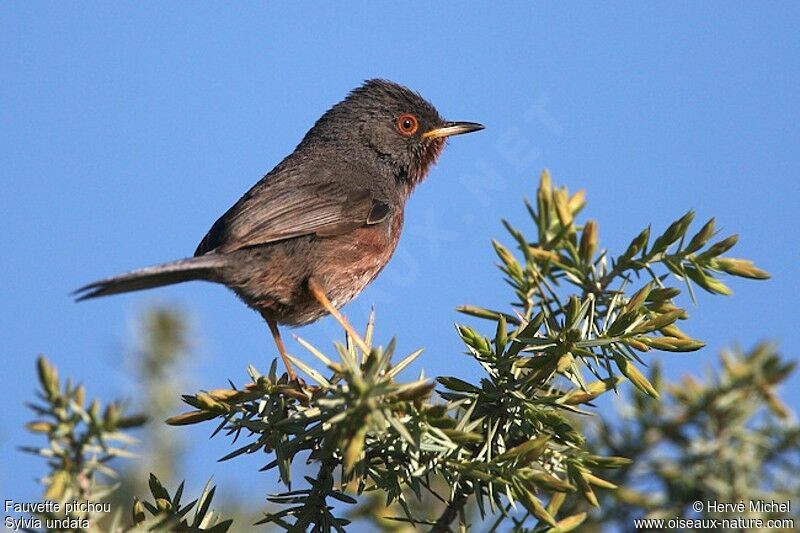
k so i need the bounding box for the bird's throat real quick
[400,138,446,197]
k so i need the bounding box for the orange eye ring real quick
[396,113,419,137]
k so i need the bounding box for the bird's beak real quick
[423,121,485,139]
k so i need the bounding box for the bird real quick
[75,79,484,380]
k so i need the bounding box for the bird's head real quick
[303,79,484,194]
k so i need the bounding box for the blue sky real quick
[2,1,799,524]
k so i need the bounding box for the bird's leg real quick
[262,313,297,382]
[307,277,370,355]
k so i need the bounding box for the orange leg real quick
[263,313,296,381]
[307,278,370,354]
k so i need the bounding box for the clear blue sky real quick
[2,1,798,523]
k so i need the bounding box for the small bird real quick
[75,79,484,379]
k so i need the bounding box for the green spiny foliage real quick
[167,318,435,531]
[580,343,799,530]
[23,356,232,532]
[164,171,769,531]
[129,474,232,532]
[23,356,147,527]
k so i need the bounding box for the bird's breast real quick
[315,210,404,310]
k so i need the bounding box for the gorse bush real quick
[23,171,784,532]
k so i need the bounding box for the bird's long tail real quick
[74,255,226,301]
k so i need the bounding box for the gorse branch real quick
[23,356,232,531]
[462,170,769,400]
[23,356,146,524]
[130,475,233,532]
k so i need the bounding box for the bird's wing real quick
[195,179,390,256]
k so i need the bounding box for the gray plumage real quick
[75,79,483,327]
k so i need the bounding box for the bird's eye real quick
[396,113,419,137]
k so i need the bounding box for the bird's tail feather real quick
[74,255,225,301]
